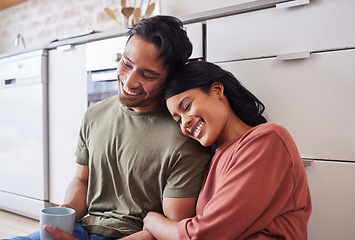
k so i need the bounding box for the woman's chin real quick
[198,138,213,147]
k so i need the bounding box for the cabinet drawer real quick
[305,160,355,239]
[207,0,355,62]
[219,48,355,161]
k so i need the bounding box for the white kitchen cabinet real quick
[206,0,355,238]
[218,46,355,240]
[0,50,49,219]
[184,22,204,60]
[206,0,355,62]
[218,48,355,161]
[48,44,87,205]
[305,160,355,240]
[86,37,127,72]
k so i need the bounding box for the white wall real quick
[161,0,250,17]
[0,0,252,54]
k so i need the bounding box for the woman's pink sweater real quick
[178,123,312,239]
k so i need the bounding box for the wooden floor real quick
[0,209,40,239]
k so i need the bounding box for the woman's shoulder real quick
[243,122,298,154]
[234,123,296,151]
[248,122,290,139]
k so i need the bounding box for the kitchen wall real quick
[0,0,249,54]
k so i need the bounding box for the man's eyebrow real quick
[123,53,132,63]
[122,53,161,76]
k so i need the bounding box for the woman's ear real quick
[211,82,224,99]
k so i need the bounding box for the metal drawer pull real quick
[276,51,310,61]
[276,0,310,9]
[4,78,16,85]
[302,159,313,167]
[57,44,74,51]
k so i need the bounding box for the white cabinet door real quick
[218,49,355,161]
[185,22,204,60]
[86,36,127,72]
[305,160,355,240]
[48,44,87,205]
[0,84,46,199]
[207,0,355,62]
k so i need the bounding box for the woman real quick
[143,61,312,240]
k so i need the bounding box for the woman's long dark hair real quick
[164,61,267,127]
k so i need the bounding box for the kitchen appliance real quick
[86,36,127,106]
[0,49,50,220]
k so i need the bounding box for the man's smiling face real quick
[117,35,168,112]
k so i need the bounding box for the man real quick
[13,16,210,240]
[48,15,211,240]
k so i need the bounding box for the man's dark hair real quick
[127,15,193,78]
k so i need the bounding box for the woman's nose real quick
[182,116,192,130]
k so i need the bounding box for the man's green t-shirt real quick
[75,96,211,237]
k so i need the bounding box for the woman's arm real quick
[144,212,179,240]
[143,197,196,240]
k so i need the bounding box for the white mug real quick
[40,207,76,240]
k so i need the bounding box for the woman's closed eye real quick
[176,103,191,124]
[183,102,191,111]
[175,116,182,125]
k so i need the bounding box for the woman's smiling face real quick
[166,83,230,147]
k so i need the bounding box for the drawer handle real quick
[5,78,16,85]
[276,52,310,61]
[56,44,74,51]
[276,0,310,9]
[302,159,313,167]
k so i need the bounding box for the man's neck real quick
[124,102,163,113]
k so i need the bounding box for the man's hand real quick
[43,225,78,240]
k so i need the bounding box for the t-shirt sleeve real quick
[75,114,89,166]
[163,138,211,198]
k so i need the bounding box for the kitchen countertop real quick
[0,0,291,59]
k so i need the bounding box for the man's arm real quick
[44,225,155,240]
[43,164,89,240]
[162,197,197,220]
[60,164,89,221]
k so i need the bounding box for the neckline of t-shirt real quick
[119,101,166,117]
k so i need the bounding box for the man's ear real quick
[211,82,224,99]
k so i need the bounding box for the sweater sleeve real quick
[178,127,310,239]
